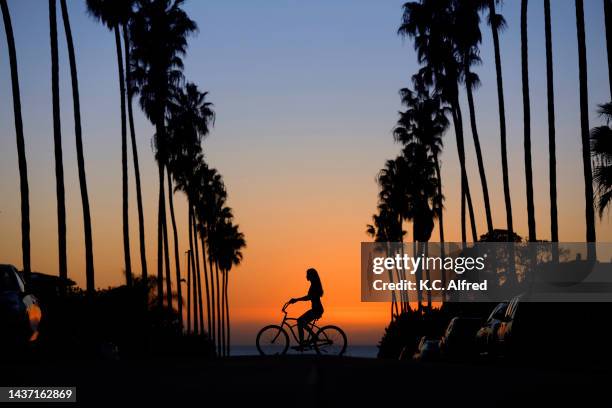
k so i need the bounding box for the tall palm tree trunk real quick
[221,270,226,356]
[162,202,172,309]
[604,0,612,99]
[424,242,431,308]
[155,120,171,308]
[114,25,132,286]
[166,169,182,328]
[452,100,478,242]
[414,239,423,310]
[544,0,559,261]
[194,230,204,337]
[199,232,212,337]
[452,106,466,243]
[123,24,147,282]
[156,162,165,310]
[186,250,191,333]
[488,0,514,241]
[433,157,446,289]
[193,251,200,334]
[59,0,94,291]
[575,0,597,259]
[385,244,399,317]
[188,208,198,333]
[49,0,67,282]
[1,0,30,277]
[192,213,205,334]
[521,0,537,242]
[465,81,493,233]
[461,181,466,243]
[215,261,222,356]
[398,220,409,311]
[191,211,202,334]
[208,249,217,344]
[225,270,230,356]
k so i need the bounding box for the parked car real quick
[492,295,559,359]
[475,302,508,355]
[412,336,441,362]
[440,316,482,358]
[0,264,42,348]
[494,294,548,358]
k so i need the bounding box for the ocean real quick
[231,345,379,358]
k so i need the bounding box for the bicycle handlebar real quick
[282,301,291,313]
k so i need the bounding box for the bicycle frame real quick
[276,302,320,346]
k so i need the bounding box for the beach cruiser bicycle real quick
[256,302,347,356]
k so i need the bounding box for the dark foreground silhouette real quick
[1,354,609,406]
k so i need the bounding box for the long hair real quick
[307,268,323,297]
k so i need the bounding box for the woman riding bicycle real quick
[288,268,324,348]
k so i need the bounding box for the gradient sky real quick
[0,0,611,345]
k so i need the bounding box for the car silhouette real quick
[0,264,42,349]
[486,295,558,359]
[412,336,441,362]
[440,316,482,359]
[475,302,508,355]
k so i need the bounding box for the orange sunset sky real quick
[1,0,611,344]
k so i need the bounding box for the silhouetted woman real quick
[289,268,324,347]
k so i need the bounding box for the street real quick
[1,355,608,406]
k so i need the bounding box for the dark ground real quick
[1,355,609,407]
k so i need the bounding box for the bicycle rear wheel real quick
[256,325,289,356]
[314,325,347,356]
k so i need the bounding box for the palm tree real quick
[214,220,245,356]
[161,195,172,308]
[376,157,409,312]
[86,0,133,285]
[591,103,612,217]
[543,0,558,258]
[402,142,439,308]
[59,0,95,292]
[201,171,229,355]
[186,249,191,333]
[168,82,215,332]
[179,159,210,337]
[194,164,209,337]
[49,0,67,282]
[122,2,148,284]
[521,0,536,242]
[188,213,199,334]
[454,0,494,234]
[399,0,478,242]
[130,0,197,306]
[196,213,209,338]
[575,0,597,258]
[177,155,218,340]
[175,155,203,333]
[486,0,514,242]
[165,169,182,327]
[604,0,612,99]
[191,207,202,334]
[0,0,30,277]
[394,81,449,288]
[366,201,404,316]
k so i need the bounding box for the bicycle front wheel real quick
[314,325,347,356]
[256,325,289,356]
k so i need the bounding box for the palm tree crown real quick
[591,102,612,217]
[129,0,197,137]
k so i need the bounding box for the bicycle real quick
[256,302,347,356]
